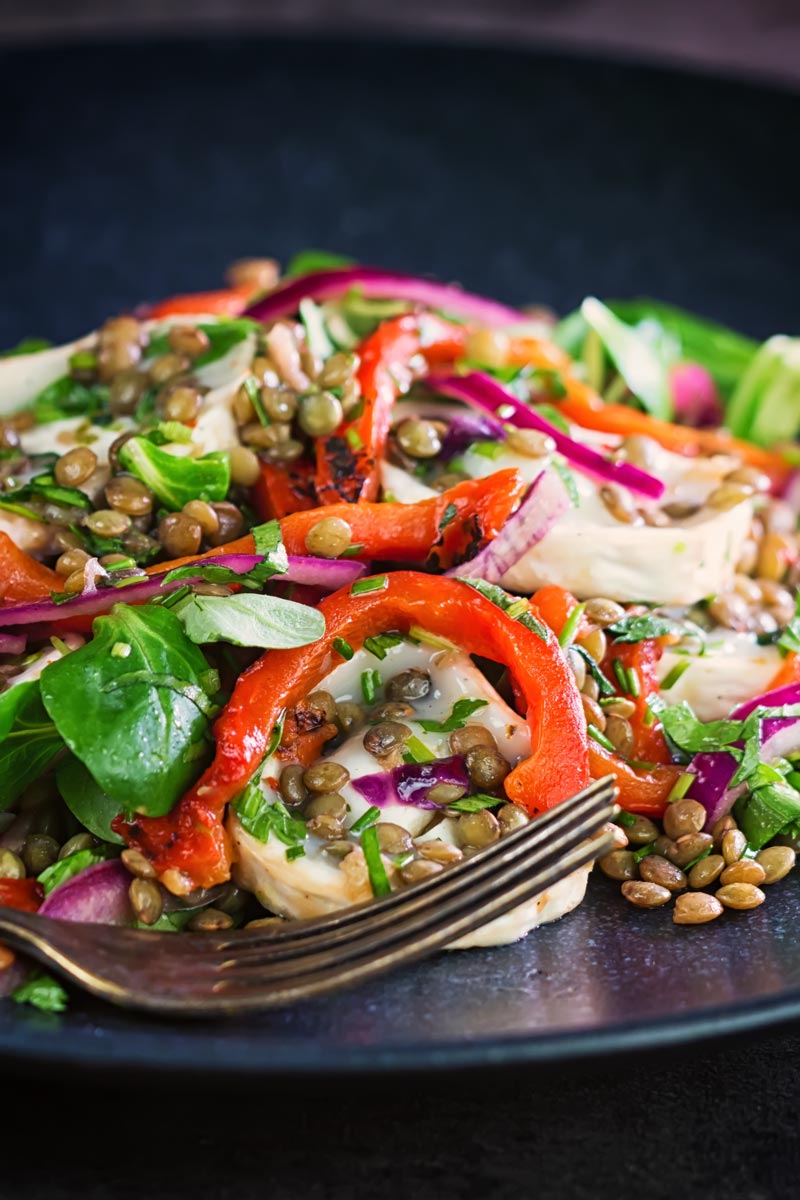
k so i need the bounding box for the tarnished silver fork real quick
[0,778,615,1015]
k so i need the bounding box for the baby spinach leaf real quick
[145,318,259,368]
[40,604,216,818]
[658,702,744,756]
[56,754,125,844]
[0,679,64,810]
[118,436,230,510]
[31,375,109,424]
[175,592,325,650]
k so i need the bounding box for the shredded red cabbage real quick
[351,756,470,810]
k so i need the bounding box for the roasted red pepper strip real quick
[141,283,255,320]
[588,744,683,818]
[251,460,317,520]
[604,639,672,765]
[147,470,526,576]
[117,572,589,889]
[768,651,800,691]
[0,878,43,912]
[0,533,63,605]
[314,314,467,506]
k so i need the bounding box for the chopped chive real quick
[660,660,691,691]
[286,845,306,861]
[631,842,655,863]
[351,575,388,597]
[682,845,711,872]
[407,625,457,651]
[627,667,641,698]
[615,810,636,828]
[363,632,404,660]
[350,805,381,834]
[612,658,629,693]
[111,641,131,659]
[666,772,695,803]
[361,824,392,897]
[505,598,530,621]
[360,668,382,704]
[642,705,656,727]
[244,375,269,426]
[394,852,414,869]
[345,427,364,451]
[333,636,354,660]
[588,724,616,752]
[558,602,586,649]
[402,735,435,764]
[156,584,192,609]
[339,543,366,558]
[105,557,136,572]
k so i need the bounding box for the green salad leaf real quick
[29,375,109,424]
[144,318,259,369]
[56,755,125,844]
[37,846,116,896]
[40,604,217,818]
[726,335,800,447]
[118,436,230,510]
[580,298,672,419]
[284,249,354,277]
[11,971,69,1013]
[0,679,64,810]
[416,698,488,734]
[175,592,325,650]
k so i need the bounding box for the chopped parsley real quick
[607,614,680,644]
[416,697,488,734]
[231,786,306,860]
[447,793,501,813]
[11,970,69,1014]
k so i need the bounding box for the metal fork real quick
[0,778,616,1015]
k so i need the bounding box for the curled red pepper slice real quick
[0,533,63,605]
[140,283,256,320]
[118,572,589,889]
[148,470,526,576]
[314,314,467,506]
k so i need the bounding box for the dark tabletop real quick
[4,1027,800,1199]
[2,35,800,1199]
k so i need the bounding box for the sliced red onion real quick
[446,469,569,582]
[39,859,133,925]
[245,267,523,328]
[0,553,366,629]
[352,756,470,811]
[0,632,26,655]
[426,371,665,500]
[670,362,723,428]
[690,683,800,830]
[781,469,800,512]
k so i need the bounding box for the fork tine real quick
[222,776,615,947]
[211,789,615,985]
[207,823,616,1010]
[218,777,616,966]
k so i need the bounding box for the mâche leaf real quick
[0,679,64,810]
[40,604,217,818]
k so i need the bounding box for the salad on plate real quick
[2,251,800,1012]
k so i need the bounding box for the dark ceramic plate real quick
[1,37,799,1076]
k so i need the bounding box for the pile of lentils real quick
[599,798,797,925]
[272,666,530,888]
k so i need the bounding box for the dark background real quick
[2,22,800,1200]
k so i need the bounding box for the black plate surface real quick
[1,37,799,1075]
